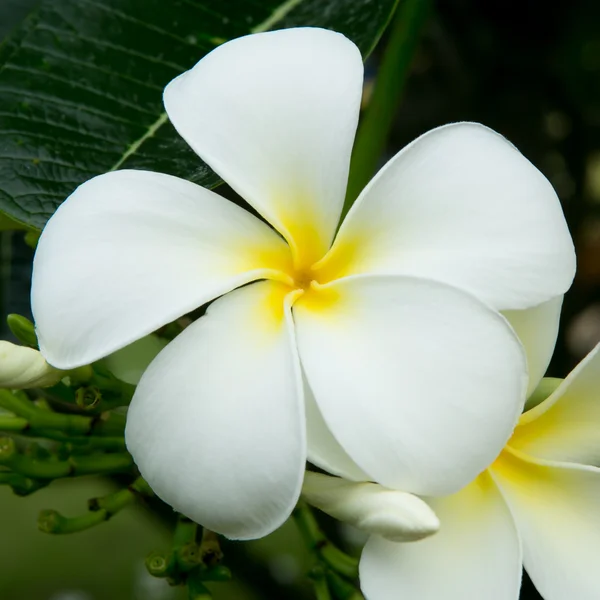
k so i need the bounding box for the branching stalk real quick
[293,501,359,580]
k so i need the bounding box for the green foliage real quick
[0,0,397,230]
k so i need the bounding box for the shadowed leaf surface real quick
[0,0,397,229]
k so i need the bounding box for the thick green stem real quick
[0,437,132,479]
[0,415,28,431]
[38,476,152,534]
[293,502,359,580]
[0,470,48,495]
[310,565,333,600]
[343,0,432,215]
[187,571,212,600]
[0,389,126,438]
[326,570,365,600]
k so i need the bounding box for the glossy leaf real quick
[0,0,398,230]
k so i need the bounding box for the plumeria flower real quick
[31,28,574,539]
[305,329,600,599]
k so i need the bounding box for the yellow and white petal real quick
[503,296,563,398]
[491,449,600,600]
[125,281,305,540]
[360,471,522,600]
[164,28,363,267]
[509,343,600,465]
[302,472,439,542]
[32,169,291,369]
[319,123,575,311]
[0,341,63,389]
[294,275,528,496]
[304,378,370,482]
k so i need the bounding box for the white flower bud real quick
[302,472,439,542]
[0,341,63,388]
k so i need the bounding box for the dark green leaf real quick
[0,0,398,230]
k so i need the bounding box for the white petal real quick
[32,170,292,369]
[304,377,370,482]
[125,281,305,540]
[491,449,600,600]
[318,123,575,310]
[164,28,363,267]
[360,471,522,600]
[294,275,528,496]
[0,341,63,388]
[509,343,600,465]
[503,295,563,398]
[302,472,439,542]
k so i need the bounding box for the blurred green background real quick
[2,0,600,598]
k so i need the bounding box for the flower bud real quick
[0,341,63,388]
[6,314,38,348]
[302,472,439,542]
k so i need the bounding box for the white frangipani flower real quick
[311,310,600,600]
[31,28,574,539]
[0,341,63,389]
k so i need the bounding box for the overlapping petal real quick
[360,472,522,600]
[503,296,563,397]
[316,123,575,310]
[509,343,600,465]
[32,170,292,369]
[491,449,600,600]
[293,275,528,496]
[304,379,370,482]
[164,28,363,266]
[125,280,306,540]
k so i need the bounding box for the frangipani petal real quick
[125,281,305,540]
[164,28,363,267]
[304,378,370,482]
[491,449,600,600]
[302,472,439,542]
[503,296,563,398]
[360,472,522,600]
[294,275,528,496]
[318,123,575,311]
[509,343,600,465]
[32,170,291,369]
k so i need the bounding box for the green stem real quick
[0,415,28,431]
[0,389,125,437]
[326,570,365,600]
[0,470,48,495]
[343,0,432,215]
[38,478,150,534]
[0,437,132,479]
[187,571,212,600]
[33,431,126,451]
[310,565,333,600]
[293,502,359,580]
[174,516,200,572]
